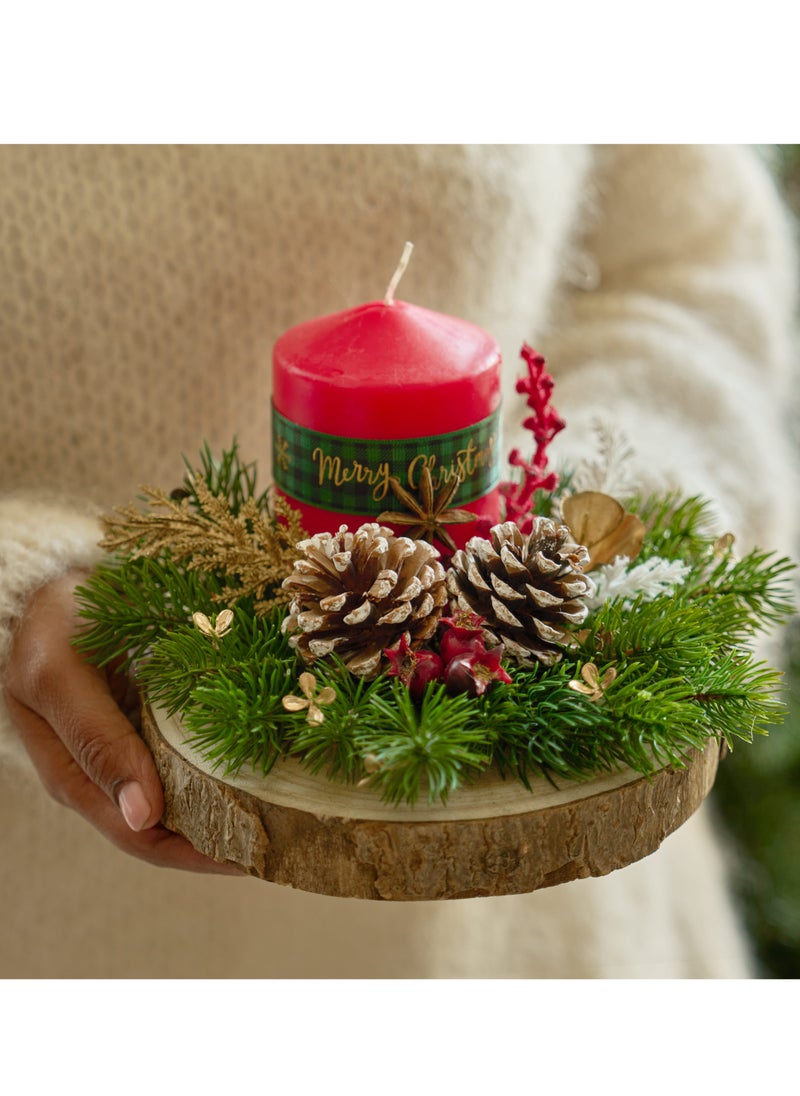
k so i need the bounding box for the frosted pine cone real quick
[282,523,448,678]
[446,519,593,666]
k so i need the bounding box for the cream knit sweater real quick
[0,145,796,978]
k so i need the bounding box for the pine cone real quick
[446,519,593,666]
[282,523,448,678]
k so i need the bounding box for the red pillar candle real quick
[271,247,502,550]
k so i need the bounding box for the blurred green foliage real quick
[714,619,800,976]
[774,145,800,214]
[712,145,800,978]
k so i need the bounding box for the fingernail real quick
[118,781,151,831]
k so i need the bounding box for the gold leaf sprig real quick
[100,479,307,614]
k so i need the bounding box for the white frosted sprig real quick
[570,420,638,499]
[586,555,691,611]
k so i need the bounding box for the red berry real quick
[444,655,479,697]
[444,644,512,697]
[439,630,485,663]
[438,611,487,663]
[408,650,444,701]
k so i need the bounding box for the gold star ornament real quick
[378,466,474,552]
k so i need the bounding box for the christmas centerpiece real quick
[74,250,796,899]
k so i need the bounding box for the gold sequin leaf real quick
[282,672,336,725]
[192,608,234,639]
[568,662,617,702]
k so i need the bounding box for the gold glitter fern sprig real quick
[100,478,306,614]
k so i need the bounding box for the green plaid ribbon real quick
[271,402,501,514]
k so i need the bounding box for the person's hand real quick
[3,570,242,874]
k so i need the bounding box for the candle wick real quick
[384,241,414,306]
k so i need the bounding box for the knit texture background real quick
[0,145,796,977]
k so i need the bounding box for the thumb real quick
[6,569,164,832]
[38,661,165,832]
[16,644,165,824]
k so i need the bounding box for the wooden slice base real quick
[141,702,721,901]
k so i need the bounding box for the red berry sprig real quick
[500,344,565,532]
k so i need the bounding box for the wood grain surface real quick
[141,701,721,901]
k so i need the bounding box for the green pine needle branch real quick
[71,442,797,806]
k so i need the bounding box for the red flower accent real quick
[438,611,488,663]
[384,635,444,701]
[444,644,513,697]
[440,610,486,631]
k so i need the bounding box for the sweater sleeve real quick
[0,493,105,764]
[542,145,799,557]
